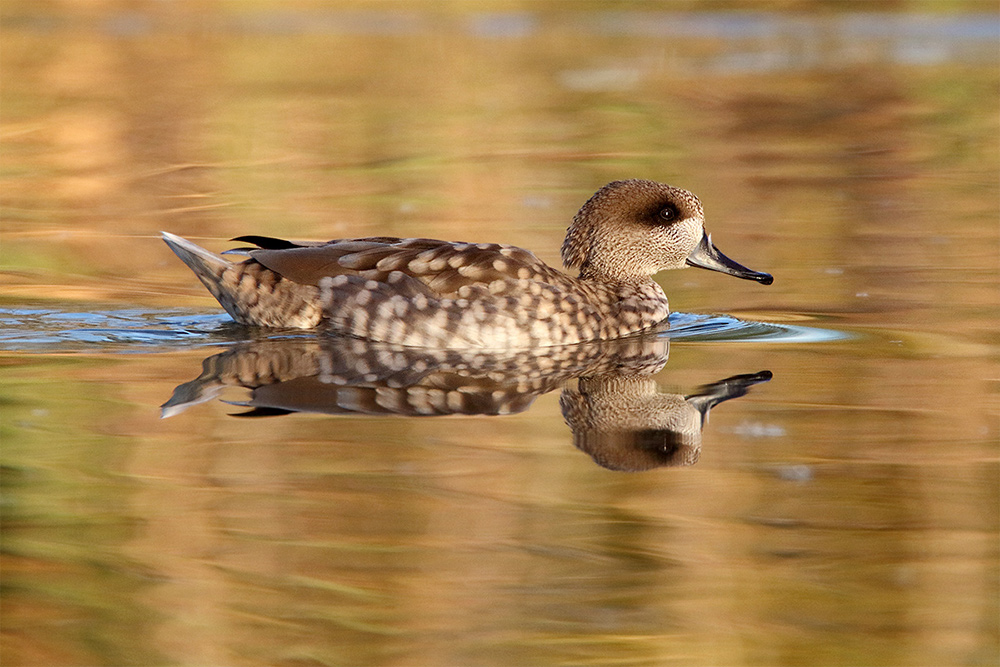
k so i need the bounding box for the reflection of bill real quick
[162,332,769,472]
[562,371,771,471]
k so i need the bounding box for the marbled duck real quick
[162,179,772,348]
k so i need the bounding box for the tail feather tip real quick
[161,231,230,275]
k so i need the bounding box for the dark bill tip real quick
[686,231,773,285]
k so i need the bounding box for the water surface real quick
[2,3,997,666]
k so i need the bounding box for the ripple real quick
[0,307,847,353]
[0,307,233,352]
[667,312,849,343]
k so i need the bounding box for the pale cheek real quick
[679,220,705,255]
[654,226,693,268]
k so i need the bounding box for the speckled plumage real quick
[161,332,673,420]
[163,179,771,349]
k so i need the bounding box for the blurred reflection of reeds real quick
[2,3,997,666]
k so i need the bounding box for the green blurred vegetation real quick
[2,356,164,666]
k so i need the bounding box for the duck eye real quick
[658,206,678,222]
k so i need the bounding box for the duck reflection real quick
[162,331,770,471]
[562,371,771,471]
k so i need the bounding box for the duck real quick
[162,179,772,349]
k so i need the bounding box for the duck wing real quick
[238,236,568,298]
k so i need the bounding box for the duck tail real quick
[162,231,241,316]
[162,231,231,279]
[162,231,323,328]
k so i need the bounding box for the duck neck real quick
[577,261,654,286]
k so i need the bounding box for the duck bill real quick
[685,231,773,285]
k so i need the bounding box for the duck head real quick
[562,180,773,285]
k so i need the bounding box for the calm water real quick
[2,3,998,666]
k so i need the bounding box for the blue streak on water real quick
[0,308,233,352]
[667,312,850,343]
[0,307,848,353]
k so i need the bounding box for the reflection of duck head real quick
[561,371,772,472]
